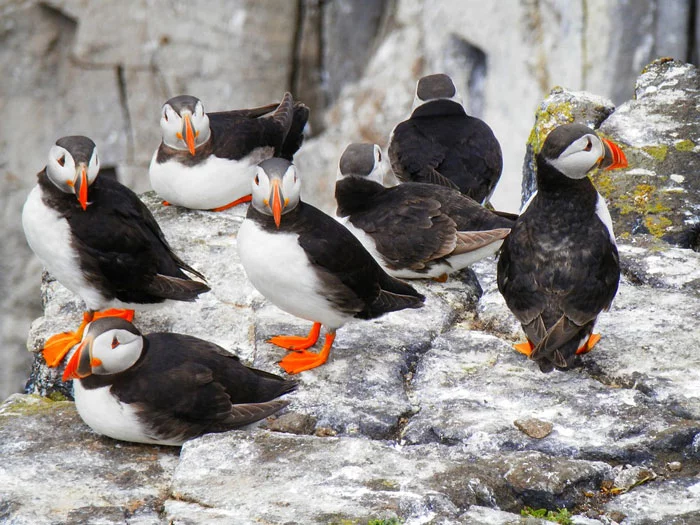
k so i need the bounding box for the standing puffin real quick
[62,318,296,446]
[22,136,210,368]
[237,158,425,374]
[335,143,514,281]
[149,92,309,211]
[497,123,628,372]
[388,73,503,203]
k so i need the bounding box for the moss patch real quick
[674,139,696,152]
[590,171,615,200]
[616,184,671,221]
[644,215,673,238]
[641,144,668,162]
[527,99,575,155]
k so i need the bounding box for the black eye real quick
[111,336,119,349]
[164,112,169,122]
[377,151,382,162]
[57,155,65,167]
[254,175,260,185]
[584,139,592,152]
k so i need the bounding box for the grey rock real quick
[0,394,179,525]
[605,478,700,524]
[514,418,554,440]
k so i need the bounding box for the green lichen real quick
[617,184,671,217]
[0,394,69,417]
[368,520,403,525]
[641,144,668,162]
[527,100,575,155]
[365,478,400,492]
[590,171,615,200]
[644,215,673,238]
[47,391,70,402]
[674,139,696,152]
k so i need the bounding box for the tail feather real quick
[228,399,291,428]
[270,92,295,144]
[358,275,425,319]
[279,102,310,160]
[147,274,211,301]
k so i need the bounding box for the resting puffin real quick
[62,317,296,446]
[149,92,309,211]
[237,158,425,374]
[335,143,514,281]
[497,123,627,372]
[388,73,503,203]
[22,136,210,368]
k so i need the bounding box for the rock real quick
[596,59,700,249]
[0,394,179,525]
[263,411,317,435]
[605,478,700,524]
[667,461,683,472]
[612,465,657,493]
[514,418,554,440]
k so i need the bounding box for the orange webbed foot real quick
[269,322,321,351]
[432,273,449,283]
[42,311,96,367]
[93,308,135,322]
[210,194,252,212]
[513,340,535,357]
[162,201,171,206]
[279,333,335,374]
[576,333,601,355]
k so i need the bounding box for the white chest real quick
[148,146,273,210]
[237,219,350,330]
[73,381,183,446]
[22,186,105,309]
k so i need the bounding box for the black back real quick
[38,170,209,304]
[497,158,620,372]
[248,200,424,319]
[336,177,514,271]
[80,333,297,441]
[389,103,503,203]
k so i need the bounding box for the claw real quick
[279,332,335,374]
[210,194,252,212]
[269,322,321,351]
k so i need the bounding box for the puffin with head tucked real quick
[149,92,309,211]
[62,317,296,446]
[388,73,503,203]
[497,123,627,372]
[22,136,210,369]
[335,143,514,281]
[237,157,425,374]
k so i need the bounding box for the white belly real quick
[149,147,274,210]
[22,186,106,310]
[73,381,184,446]
[237,219,350,331]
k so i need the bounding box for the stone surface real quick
[0,394,179,525]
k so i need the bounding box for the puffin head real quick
[251,158,301,228]
[412,73,464,111]
[540,123,628,179]
[62,318,144,381]
[160,95,211,155]
[337,143,385,185]
[46,136,100,211]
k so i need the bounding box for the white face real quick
[547,133,606,179]
[160,100,211,152]
[251,163,301,219]
[89,327,144,375]
[45,144,100,194]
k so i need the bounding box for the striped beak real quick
[62,335,96,381]
[271,178,283,228]
[600,138,628,170]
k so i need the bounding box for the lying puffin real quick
[237,157,425,374]
[22,136,209,368]
[335,143,514,281]
[62,317,296,445]
[497,123,628,372]
[388,73,503,203]
[149,92,309,211]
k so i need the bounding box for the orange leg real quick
[432,273,449,283]
[279,332,335,374]
[576,333,601,355]
[513,340,534,357]
[42,311,95,367]
[210,194,252,212]
[162,201,171,206]
[269,322,321,351]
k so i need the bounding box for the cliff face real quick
[5,59,700,524]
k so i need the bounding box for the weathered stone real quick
[612,465,657,493]
[0,394,179,525]
[514,418,554,440]
[605,478,700,524]
[263,411,317,435]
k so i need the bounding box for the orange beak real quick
[271,179,283,228]
[76,166,89,210]
[62,338,92,381]
[184,114,196,155]
[600,138,628,171]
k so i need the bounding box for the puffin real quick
[237,157,425,374]
[496,123,628,372]
[22,136,210,368]
[149,92,309,211]
[335,143,514,281]
[388,73,503,203]
[62,317,297,446]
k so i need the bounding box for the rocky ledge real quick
[3,60,700,524]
